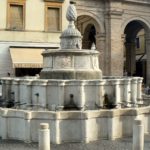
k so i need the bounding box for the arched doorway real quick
[76,15,100,49]
[82,24,96,49]
[124,20,150,83]
[75,15,106,72]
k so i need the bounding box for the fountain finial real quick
[60,1,82,50]
[66,1,77,22]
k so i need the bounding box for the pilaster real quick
[104,0,124,76]
[96,33,106,73]
[125,42,136,76]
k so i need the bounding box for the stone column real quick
[137,78,143,101]
[125,42,136,76]
[1,80,6,100]
[39,123,50,150]
[131,78,138,107]
[39,81,48,110]
[1,110,8,139]
[133,119,144,150]
[24,112,31,143]
[146,35,150,85]
[96,33,106,73]
[5,79,12,100]
[96,80,105,108]
[124,78,131,107]
[26,80,32,107]
[78,82,85,110]
[20,80,32,109]
[112,79,121,107]
[58,81,65,110]
[13,79,20,105]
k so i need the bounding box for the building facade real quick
[0,0,69,77]
[0,0,150,84]
[76,0,150,84]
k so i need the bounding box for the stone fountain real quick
[0,1,147,146]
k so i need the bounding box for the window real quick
[7,0,25,30]
[45,3,62,32]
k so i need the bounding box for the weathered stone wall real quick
[76,0,150,79]
[0,106,150,144]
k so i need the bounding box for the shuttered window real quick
[45,2,62,32]
[7,1,25,31]
[9,4,23,30]
[47,7,60,31]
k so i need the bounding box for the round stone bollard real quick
[132,119,144,150]
[39,123,50,150]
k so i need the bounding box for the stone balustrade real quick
[0,76,143,110]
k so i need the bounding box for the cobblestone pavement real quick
[0,137,150,150]
[0,140,38,150]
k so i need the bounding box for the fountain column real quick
[13,79,20,106]
[25,80,32,108]
[131,78,138,107]
[96,80,105,108]
[124,78,131,107]
[137,78,143,101]
[112,79,121,107]
[78,82,85,110]
[1,80,6,100]
[58,81,65,110]
[5,78,12,100]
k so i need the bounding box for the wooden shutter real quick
[10,4,23,30]
[47,7,59,31]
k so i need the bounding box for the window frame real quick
[7,0,26,31]
[45,2,62,32]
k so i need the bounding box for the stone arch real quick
[76,12,104,49]
[122,16,150,33]
[77,11,105,34]
[122,16,150,84]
